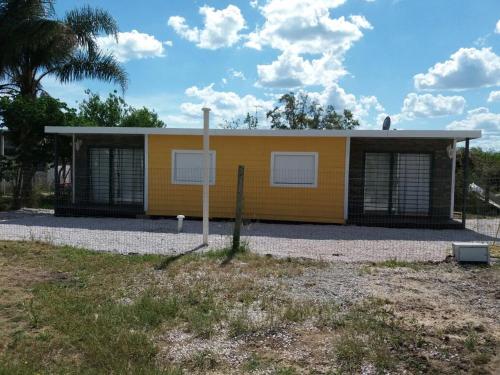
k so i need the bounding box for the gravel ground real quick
[0,209,498,262]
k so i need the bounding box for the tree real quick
[121,107,164,128]
[221,112,259,129]
[266,92,360,130]
[0,95,77,207]
[0,0,127,98]
[455,147,500,214]
[0,0,127,205]
[77,90,165,128]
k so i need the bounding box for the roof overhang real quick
[44,126,481,141]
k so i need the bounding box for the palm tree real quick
[0,0,127,207]
[0,0,127,98]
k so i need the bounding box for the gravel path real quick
[0,209,498,262]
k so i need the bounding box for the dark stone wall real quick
[348,138,454,220]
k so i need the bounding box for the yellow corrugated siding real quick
[147,135,346,223]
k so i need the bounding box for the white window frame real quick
[171,150,216,185]
[270,151,318,188]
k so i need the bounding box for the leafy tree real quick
[77,90,164,128]
[221,112,259,129]
[77,90,130,127]
[0,0,127,206]
[455,147,500,214]
[266,92,360,130]
[0,0,127,97]
[121,107,164,128]
[0,95,76,207]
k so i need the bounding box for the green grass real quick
[0,240,497,374]
[368,259,426,270]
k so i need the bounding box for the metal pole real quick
[202,107,211,245]
[461,138,470,229]
[450,139,456,219]
[232,165,245,251]
[72,134,76,204]
[1,133,5,196]
[54,135,60,210]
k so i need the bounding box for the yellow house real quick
[45,127,481,228]
[147,134,347,223]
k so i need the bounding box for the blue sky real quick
[48,0,500,148]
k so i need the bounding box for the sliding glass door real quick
[363,152,431,215]
[89,148,110,203]
[393,153,431,215]
[89,147,143,205]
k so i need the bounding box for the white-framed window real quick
[270,152,318,188]
[171,150,216,185]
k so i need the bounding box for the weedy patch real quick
[0,240,498,374]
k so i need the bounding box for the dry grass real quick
[0,240,498,374]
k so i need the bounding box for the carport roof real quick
[45,126,481,141]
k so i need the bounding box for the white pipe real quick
[450,139,457,219]
[343,137,351,222]
[177,214,185,233]
[202,107,211,245]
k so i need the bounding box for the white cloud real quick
[245,0,368,54]
[447,107,499,148]
[248,0,372,95]
[180,84,274,126]
[495,20,500,34]
[306,84,385,126]
[97,30,167,62]
[487,90,500,102]
[414,48,500,90]
[400,93,466,119]
[250,0,259,8]
[168,5,246,49]
[229,69,246,80]
[256,51,346,87]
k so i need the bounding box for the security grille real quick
[88,147,144,205]
[363,152,431,215]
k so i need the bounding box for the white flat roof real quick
[45,126,481,140]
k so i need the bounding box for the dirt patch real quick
[370,263,500,332]
[282,261,500,373]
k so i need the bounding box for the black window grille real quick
[88,147,144,205]
[363,152,432,216]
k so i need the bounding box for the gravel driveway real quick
[0,209,498,262]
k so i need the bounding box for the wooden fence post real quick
[232,165,245,251]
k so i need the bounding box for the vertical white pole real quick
[343,137,351,222]
[202,107,211,245]
[144,134,149,213]
[72,134,76,204]
[450,139,457,219]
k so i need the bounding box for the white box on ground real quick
[452,242,490,263]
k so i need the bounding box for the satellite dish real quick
[382,116,391,130]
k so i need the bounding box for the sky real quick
[47,0,500,149]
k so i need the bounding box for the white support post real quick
[202,107,211,245]
[72,134,76,204]
[144,134,149,213]
[343,137,351,222]
[450,139,457,219]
